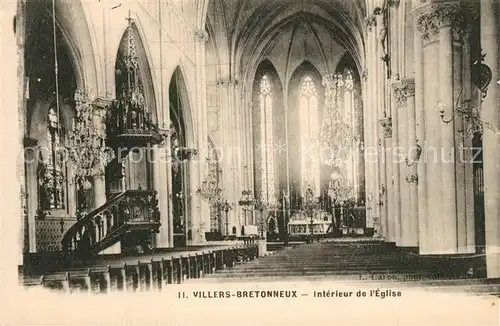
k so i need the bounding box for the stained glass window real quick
[299,76,320,196]
[259,75,275,204]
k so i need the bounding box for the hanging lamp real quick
[62,0,115,188]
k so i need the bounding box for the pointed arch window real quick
[299,76,320,196]
[342,69,359,198]
[259,75,275,204]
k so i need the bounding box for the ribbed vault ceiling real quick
[206,0,366,80]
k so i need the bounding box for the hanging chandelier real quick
[197,157,223,206]
[67,89,116,188]
[320,73,356,167]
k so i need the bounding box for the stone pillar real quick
[390,80,402,246]
[90,98,120,254]
[415,0,477,254]
[229,79,245,234]
[93,176,106,207]
[375,12,386,239]
[153,137,171,248]
[194,30,210,240]
[396,81,410,247]
[234,81,247,226]
[363,28,376,232]
[91,99,111,209]
[2,0,23,266]
[395,78,418,247]
[381,118,395,242]
[480,0,500,278]
[406,95,419,250]
[15,0,34,256]
[228,79,244,230]
[438,23,458,253]
[217,78,237,233]
[413,14,429,254]
[189,158,203,244]
[454,32,475,255]
[158,36,174,248]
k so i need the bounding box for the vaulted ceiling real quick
[206,0,366,82]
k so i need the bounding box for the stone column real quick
[380,118,395,242]
[153,133,171,248]
[16,0,34,256]
[363,27,375,232]
[406,87,419,250]
[194,30,210,239]
[374,12,385,239]
[438,22,458,254]
[2,0,23,266]
[415,0,477,254]
[373,37,382,236]
[91,99,112,209]
[158,37,174,248]
[229,79,244,231]
[390,80,402,246]
[413,13,428,254]
[395,78,418,248]
[235,80,246,233]
[454,32,475,255]
[217,78,237,233]
[395,81,410,247]
[480,0,500,278]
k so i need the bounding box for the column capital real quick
[414,1,478,41]
[391,78,415,107]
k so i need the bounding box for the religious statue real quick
[38,106,65,210]
[48,107,58,130]
[374,6,390,76]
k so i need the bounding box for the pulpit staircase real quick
[61,190,161,263]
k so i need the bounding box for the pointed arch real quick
[169,65,195,246]
[252,59,284,204]
[333,52,365,203]
[51,0,100,95]
[287,61,325,207]
[169,66,195,148]
[24,1,81,220]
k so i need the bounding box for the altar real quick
[288,211,332,236]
